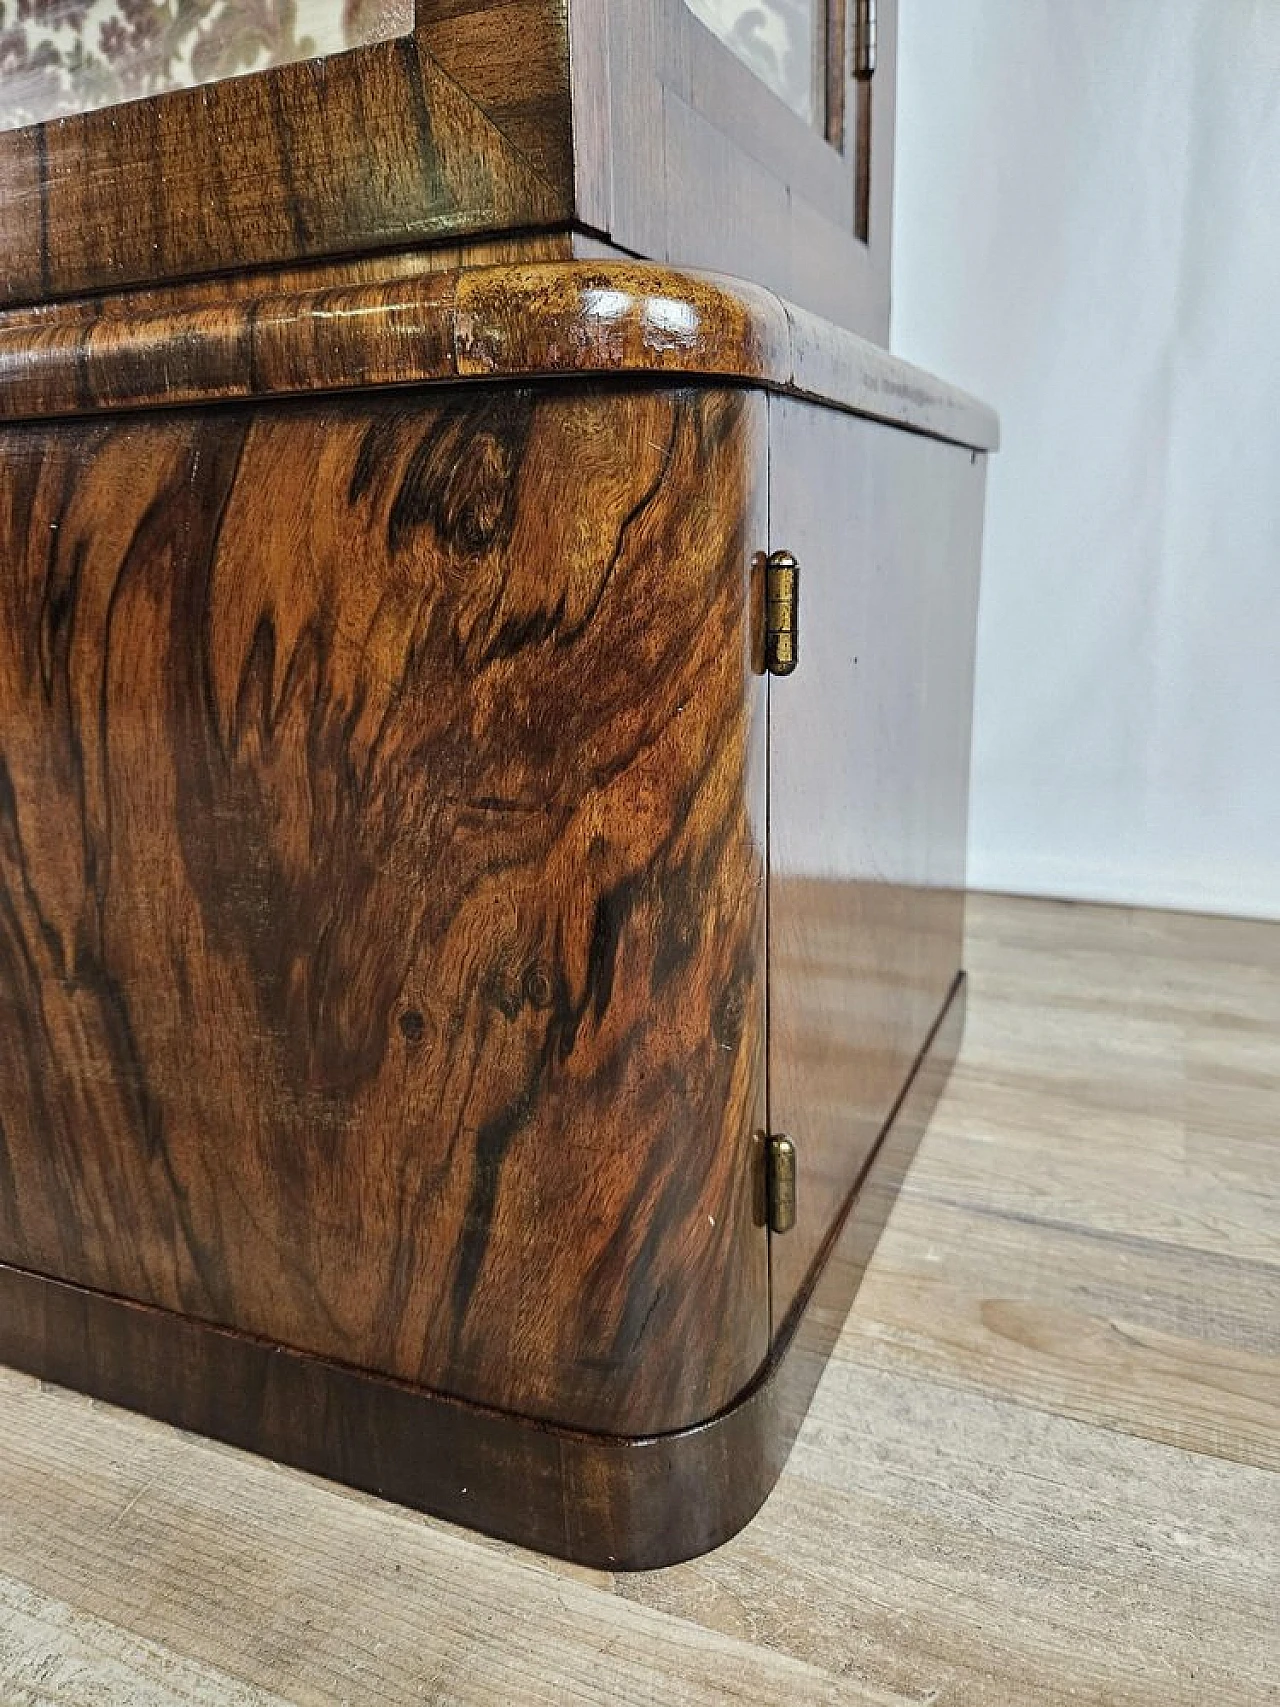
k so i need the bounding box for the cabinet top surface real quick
[0,261,998,450]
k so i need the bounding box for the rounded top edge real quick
[0,259,999,451]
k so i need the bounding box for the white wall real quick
[892,0,1280,919]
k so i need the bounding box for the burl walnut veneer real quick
[0,263,996,1565]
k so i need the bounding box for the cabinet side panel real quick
[0,383,768,1436]
[767,396,985,1329]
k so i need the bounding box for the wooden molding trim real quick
[0,261,999,449]
[0,977,965,1570]
[0,4,573,309]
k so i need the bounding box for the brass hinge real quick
[765,551,800,677]
[853,0,878,80]
[767,1134,797,1235]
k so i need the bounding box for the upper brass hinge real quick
[767,1134,797,1235]
[853,0,878,80]
[765,551,800,677]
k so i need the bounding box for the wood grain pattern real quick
[844,1194,1280,1471]
[0,1389,882,1707]
[766,398,985,1327]
[0,380,769,1436]
[0,2,574,308]
[0,0,898,342]
[0,895,1276,1702]
[0,342,992,1566]
[624,1365,1280,1707]
[0,981,964,1571]
[0,232,579,333]
[0,260,1000,449]
[834,891,1280,1473]
[915,896,1280,1265]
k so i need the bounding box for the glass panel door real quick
[0,0,412,132]
[683,0,828,130]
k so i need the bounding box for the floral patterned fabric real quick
[0,0,409,130]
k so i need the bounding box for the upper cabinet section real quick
[575,0,896,342]
[0,0,412,132]
[0,0,575,311]
[0,0,895,345]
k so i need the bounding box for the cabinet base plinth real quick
[0,978,964,1570]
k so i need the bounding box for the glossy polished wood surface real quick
[0,233,579,330]
[0,2,573,308]
[0,261,999,450]
[767,399,985,1327]
[0,381,769,1436]
[0,972,963,1571]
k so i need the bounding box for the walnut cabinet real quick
[0,0,996,1568]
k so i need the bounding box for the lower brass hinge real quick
[767,1134,797,1235]
[765,551,800,677]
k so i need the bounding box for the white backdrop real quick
[892,0,1280,919]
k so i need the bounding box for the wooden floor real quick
[0,894,1277,1705]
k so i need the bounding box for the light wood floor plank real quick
[623,1364,1280,1706]
[0,893,1277,1704]
[908,900,1280,1270]
[841,1195,1280,1468]
[0,1576,292,1707]
[0,1372,881,1707]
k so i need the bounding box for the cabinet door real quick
[578,0,897,342]
[767,395,985,1329]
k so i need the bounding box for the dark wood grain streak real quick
[0,381,769,1436]
[0,975,965,1570]
[0,2,573,309]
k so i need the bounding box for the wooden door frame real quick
[572,0,897,340]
